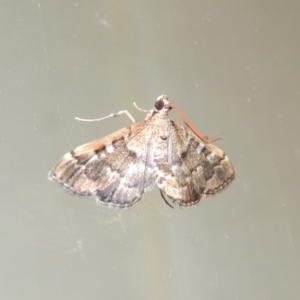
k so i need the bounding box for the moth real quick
[49,95,234,208]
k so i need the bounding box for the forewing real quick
[49,121,154,208]
[164,121,235,206]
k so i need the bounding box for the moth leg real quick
[153,163,184,202]
[160,191,174,208]
[133,102,150,113]
[75,110,135,123]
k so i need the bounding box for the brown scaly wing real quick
[49,120,154,208]
[159,120,235,207]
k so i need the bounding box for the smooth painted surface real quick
[1,1,300,299]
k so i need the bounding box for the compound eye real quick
[155,99,164,111]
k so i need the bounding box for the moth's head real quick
[153,95,171,113]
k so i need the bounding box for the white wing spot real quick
[207,152,216,163]
[196,143,205,153]
[105,142,114,153]
[86,154,98,165]
[81,154,98,170]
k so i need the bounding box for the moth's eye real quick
[155,99,164,111]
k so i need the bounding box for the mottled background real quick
[1,1,299,299]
